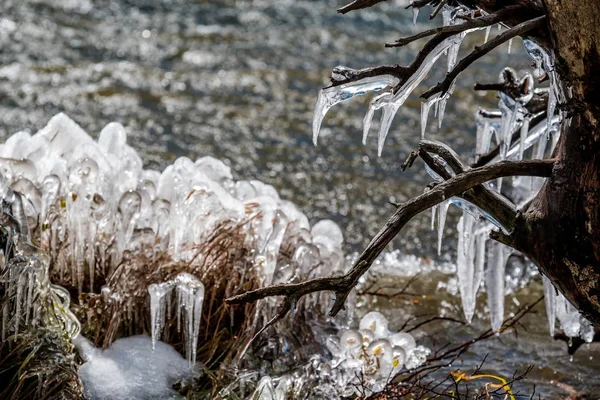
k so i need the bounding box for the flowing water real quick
[1,0,599,398]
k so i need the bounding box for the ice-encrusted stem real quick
[364,38,454,156]
[312,74,399,145]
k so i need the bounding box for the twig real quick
[429,0,448,20]
[330,5,527,90]
[386,5,524,48]
[337,0,388,14]
[421,16,546,99]
[226,159,554,314]
[401,150,420,171]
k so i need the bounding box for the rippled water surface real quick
[1,0,599,398]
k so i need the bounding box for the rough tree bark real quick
[510,0,600,324]
[227,0,600,327]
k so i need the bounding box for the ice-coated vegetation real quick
[249,311,429,399]
[0,113,357,398]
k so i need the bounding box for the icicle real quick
[437,201,449,255]
[556,292,581,338]
[312,74,399,145]
[518,116,530,160]
[147,273,205,365]
[421,102,430,139]
[484,26,491,43]
[456,213,478,323]
[437,90,450,129]
[260,209,289,286]
[475,109,500,156]
[447,38,461,73]
[534,133,548,160]
[431,204,437,231]
[474,232,487,298]
[546,84,557,137]
[487,243,509,331]
[149,282,172,351]
[542,275,556,337]
[506,115,559,159]
[365,37,456,155]
[362,92,392,146]
[507,38,513,54]
[412,7,419,25]
[421,94,441,139]
[498,98,516,159]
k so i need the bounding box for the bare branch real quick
[419,139,465,173]
[226,158,555,314]
[429,0,448,20]
[405,0,432,10]
[337,0,388,14]
[421,15,546,99]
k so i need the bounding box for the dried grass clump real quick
[34,213,318,396]
[0,327,84,400]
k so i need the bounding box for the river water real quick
[0,0,598,398]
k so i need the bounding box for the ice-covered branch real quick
[226,158,555,315]
[326,65,410,88]
[473,80,548,115]
[418,140,519,231]
[421,16,546,99]
[385,5,524,48]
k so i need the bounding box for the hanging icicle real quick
[312,72,400,145]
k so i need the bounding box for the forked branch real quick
[421,15,546,99]
[226,156,555,316]
[418,140,518,230]
[385,5,524,48]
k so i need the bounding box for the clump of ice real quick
[0,113,339,299]
[0,112,348,372]
[75,335,199,400]
[250,311,430,398]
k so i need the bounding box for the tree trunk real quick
[514,0,600,324]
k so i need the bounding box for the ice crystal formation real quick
[0,113,350,397]
[250,311,429,399]
[311,4,591,343]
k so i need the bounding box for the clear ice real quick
[149,273,205,366]
[312,74,399,145]
[486,242,510,331]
